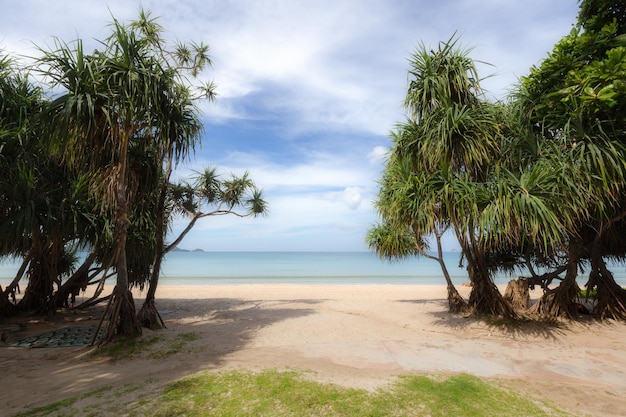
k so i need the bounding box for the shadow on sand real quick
[0,296,319,414]
[397,298,568,340]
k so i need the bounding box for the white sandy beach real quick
[2,284,626,416]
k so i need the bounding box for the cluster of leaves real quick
[369,0,626,320]
[0,11,267,330]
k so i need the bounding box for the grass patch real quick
[150,331,199,358]
[132,370,567,417]
[92,334,162,360]
[577,288,598,299]
[11,369,569,416]
[10,385,113,417]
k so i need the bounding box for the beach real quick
[2,284,626,416]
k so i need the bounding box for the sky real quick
[1,1,581,251]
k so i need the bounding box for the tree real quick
[367,145,467,313]
[36,10,215,340]
[137,168,267,328]
[377,35,515,316]
[517,0,626,319]
[0,55,89,316]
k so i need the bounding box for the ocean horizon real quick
[2,251,626,287]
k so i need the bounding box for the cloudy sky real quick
[1,1,580,251]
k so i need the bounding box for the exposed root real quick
[92,286,142,345]
[137,298,166,330]
[504,278,531,311]
[446,284,468,314]
[469,280,517,318]
[528,281,579,319]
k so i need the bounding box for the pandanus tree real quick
[367,140,467,313]
[515,0,626,319]
[137,167,267,328]
[36,10,215,340]
[374,35,515,316]
[0,55,87,316]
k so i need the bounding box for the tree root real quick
[446,284,468,314]
[469,280,517,318]
[594,283,626,320]
[528,281,579,319]
[92,287,142,345]
[504,278,531,311]
[136,298,166,330]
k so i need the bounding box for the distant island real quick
[170,247,206,253]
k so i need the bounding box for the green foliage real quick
[578,288,598,299]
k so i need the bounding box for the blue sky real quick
[1,1,580,251]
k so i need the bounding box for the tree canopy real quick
[0,11,267,339]
[370,0,626,320]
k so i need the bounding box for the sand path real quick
[1,284,626,416]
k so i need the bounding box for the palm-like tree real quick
[137,167,267,328]
[36,10,214,340]
[513,1,626,319]
[0,55,86,316]
[394,35,513,316]
[367,146,466,312]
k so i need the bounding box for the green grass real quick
[157,331,199,356]
[92,334,162,359]
[135,370,566,417]
[92,331,200,361]
[10,369,569,417]
[577,288,598,299]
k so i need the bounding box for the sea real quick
[1,251,625,287]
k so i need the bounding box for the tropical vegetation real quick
[368,0,626,320]
[0,11,267,338]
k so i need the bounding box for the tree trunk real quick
[434,231,466,313]
[44,251,98,312]
[414,226,467,313]
[137,152,173,329]
[136,245,165,329]
[19,233,59,313]
[587,246,626,320]
[99,130,142,343]
[463,239,515,317]
[503,278,530,311]
[528,246,579,319]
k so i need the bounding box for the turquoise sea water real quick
[1,251,625,286]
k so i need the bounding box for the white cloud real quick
[0,0,581,251]
[324,187,362,210]
[368,146,389,165]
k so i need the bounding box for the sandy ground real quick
[2,284,626,416]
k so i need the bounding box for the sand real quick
[1,284,626,416]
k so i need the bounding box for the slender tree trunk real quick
[433,229,466,313]
[100,130,142,342]
[413,225,466,313]
[137,246,166,329]
[137,152,173,329]
[45,251,97,311]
